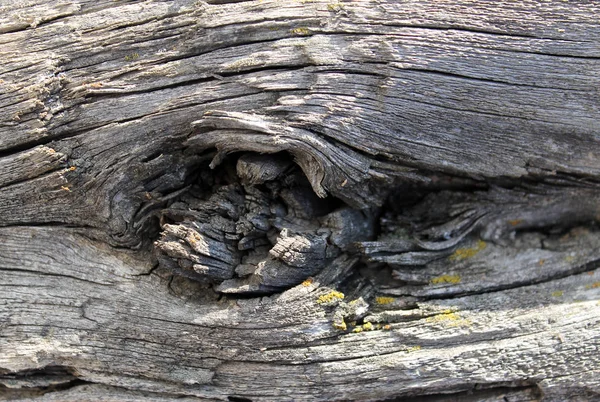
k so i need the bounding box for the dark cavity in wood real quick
[153,152,377,294]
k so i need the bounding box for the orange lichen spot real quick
[375,296,395,305]
[383,324,391,330]
[538,259,545,266]
[449,239,486,261]
[317,290,344,304]
[551,290,564,297]
[431,274,461,285]
[508,219,523,226]
[88,82,103,88]
[585,282,600,290]
[301,277,314,287]
[61,186,71,192]
[68,166,76,171]
[290,27,311,35]
[47,148,56,154]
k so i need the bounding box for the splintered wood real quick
[154,154,375,294]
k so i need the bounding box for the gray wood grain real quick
[1,0,599,400]
[1,227,599,401]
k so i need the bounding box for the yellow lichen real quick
[333,319,347,331]
[426,310,470,327]
[124,52,140,61]
[406,345,422,352]
[449,239,486,261]
[426,312,459,323]
[327,2,344,11]
[431,274,461,285]
[585,281,600,289]
[375,296,395,305]
[565,255,575,263]
[317,290,344,304]
[552,290,564,297]
[351,322,390,332]
[290,27,311,35]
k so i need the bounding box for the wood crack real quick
[0,267,114,286]
[395,66,579,91]
[379,22,579,42]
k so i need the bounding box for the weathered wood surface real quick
[1,0,600,400]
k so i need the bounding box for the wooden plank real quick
[1,0,600,400]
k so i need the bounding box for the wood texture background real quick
[1,1,599,400]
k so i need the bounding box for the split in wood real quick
[359,184,600,268]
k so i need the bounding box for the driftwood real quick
[1,0,600,400]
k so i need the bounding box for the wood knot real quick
[154,152,376,295]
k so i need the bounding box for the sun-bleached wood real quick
[1,1,600,401]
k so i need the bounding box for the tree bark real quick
[1,1,600,401]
